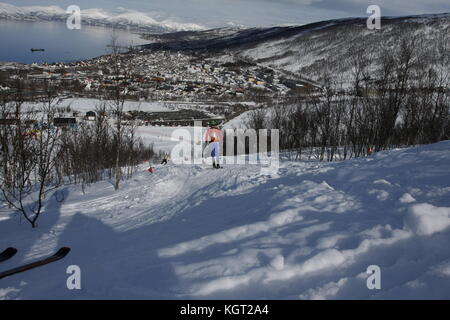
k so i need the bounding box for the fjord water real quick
[0,19,149,64]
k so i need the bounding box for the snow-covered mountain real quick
[0,2,206,33]
[1,137,450,299]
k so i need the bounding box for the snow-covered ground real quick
[136,126,205,153]
[222,110,252,130]
[23,98,174,113]
[1,141,450,299]
[22,98,247,115]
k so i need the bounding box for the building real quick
[53,118,77,127]
[86,111,96,121]
[0,119,19,126]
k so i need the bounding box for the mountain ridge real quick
[0,2,206,33]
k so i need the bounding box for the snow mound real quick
[405,203,450,236]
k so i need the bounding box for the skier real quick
[367,146,373,156]
[209,136,221,169]
[161,153,169,165]
[204,120,223,169]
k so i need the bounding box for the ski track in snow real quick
[1,141,450,299]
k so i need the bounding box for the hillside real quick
[144,13,450,86]
[1,141,450,299]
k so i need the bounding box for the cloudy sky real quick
[6,0,450,27]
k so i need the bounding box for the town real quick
[0,49,312,100]
[0,48,315,127]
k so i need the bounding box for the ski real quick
[0,247,70,280]
[0,247,18,263]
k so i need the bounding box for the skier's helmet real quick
[209,120,217,126]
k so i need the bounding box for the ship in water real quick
[30,48,45,52]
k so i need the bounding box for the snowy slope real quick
[1,140,450,299]
[238,15,450,85]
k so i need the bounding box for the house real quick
[53,118,77,127]
[0,119,19,126]
[86,111,96,121]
